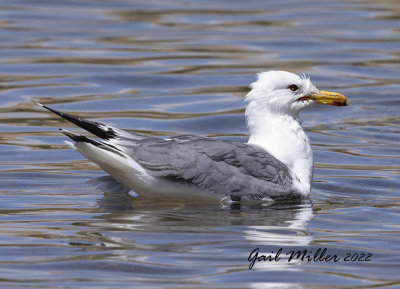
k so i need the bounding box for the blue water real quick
[0,0,399,288]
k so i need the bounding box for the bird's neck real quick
[245,103,313,196]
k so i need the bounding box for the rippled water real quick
[1,0,400,288]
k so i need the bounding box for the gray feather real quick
[113,135,297,200]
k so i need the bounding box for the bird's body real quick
[35,71,348,202]
[73,134,294,201]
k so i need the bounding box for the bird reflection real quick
[79,175,315,276]
[90,175,314,244]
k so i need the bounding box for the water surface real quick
[0,0,400,288]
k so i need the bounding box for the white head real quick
[245,70,348,197]
[246,70,348,117]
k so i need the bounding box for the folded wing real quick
[115,135,296,200]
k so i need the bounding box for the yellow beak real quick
[308,90,349,106]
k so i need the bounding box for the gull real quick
[34,71,348,201]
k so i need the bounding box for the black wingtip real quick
[60,129,123,155]
[34,100,74,121]
[34,100,116,140]
[32,99,44,107]
[59,128,96,144]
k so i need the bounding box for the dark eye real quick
[288,84,299,92]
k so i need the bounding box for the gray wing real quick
[116,135,297,200]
